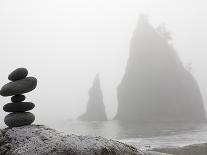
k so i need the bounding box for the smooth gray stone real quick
[0,77,37,96]
[11,94,26,102]
[8,68,28,81]
[4,112,35,127]
[3,102,35,112]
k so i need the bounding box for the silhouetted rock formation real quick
[115,15,206,122]
[79,74,107,121]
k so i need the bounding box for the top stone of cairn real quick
[8,68,28,81]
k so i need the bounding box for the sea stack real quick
[0,68,37,127]
[78,74,107,121]
[115,15,206,122]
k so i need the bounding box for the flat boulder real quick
[0,77,37,96]
[0,125,166,155]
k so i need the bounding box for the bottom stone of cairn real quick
[4,112,35,127]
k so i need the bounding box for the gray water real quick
[46,120,207,150]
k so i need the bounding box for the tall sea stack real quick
[79,74,107,121]
[115,15,206,122]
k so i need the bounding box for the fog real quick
[0,0,207,125]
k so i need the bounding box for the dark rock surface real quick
[8,68,28,81]
[4,112,35,127]
[115,15,206,122]
[78,74,107,121]
[0,77,37,96]
[3,102,35,112]
[0,125,165,155]
[11,94,26,102]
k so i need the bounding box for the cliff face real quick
[79,74,107,121]
[0,125,165,155]
[115,15,206,122]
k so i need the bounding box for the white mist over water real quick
[0,1,207,150]
[43,120,207,150]
[0,0,206,128]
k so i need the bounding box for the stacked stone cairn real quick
[0,68,37,127]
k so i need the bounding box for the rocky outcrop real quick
[79,74,107,121]
[115,15,206,122]
[0,125,165,155]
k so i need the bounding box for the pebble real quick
[8,68,28,81]
[3,102,35,112]
[11,94,26,102]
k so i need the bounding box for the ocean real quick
[46,120,207,150]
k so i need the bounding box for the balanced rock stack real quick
[0,68,37,127]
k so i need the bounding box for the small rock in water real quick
[0,77,37,96]
[4,112,35,127]
[8,68,28,81]
[11,94,26,102]
[3,102,35,112]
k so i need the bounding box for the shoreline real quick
[150,142,207,155]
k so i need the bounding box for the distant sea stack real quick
[79,74,107,121]
[115,15,206,122]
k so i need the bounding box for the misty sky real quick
[0,0,207,125]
